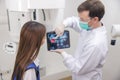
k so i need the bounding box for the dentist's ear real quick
[93,17,99,22]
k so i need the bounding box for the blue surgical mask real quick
[79,22,92,31]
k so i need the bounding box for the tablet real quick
[47,30,70,51]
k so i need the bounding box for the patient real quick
[11,21,46,80]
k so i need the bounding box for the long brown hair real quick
[11,21,46,80]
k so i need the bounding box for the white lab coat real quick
[61,16,108,80]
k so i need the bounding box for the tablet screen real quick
[47,30,70,51]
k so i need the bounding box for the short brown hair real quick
[77,0,105,21]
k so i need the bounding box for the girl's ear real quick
[41,36,46,45]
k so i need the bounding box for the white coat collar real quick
[92,26,106,32]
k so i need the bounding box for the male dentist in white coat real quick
[51,0,108,80]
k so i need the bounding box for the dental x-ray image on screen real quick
[47,30,70,51]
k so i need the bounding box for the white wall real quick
[0,0,120,80]
[0,0,7,24]
[0,0,14,80]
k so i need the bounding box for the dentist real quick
[51,0,108,80]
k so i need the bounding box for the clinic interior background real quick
[0,0,120,80]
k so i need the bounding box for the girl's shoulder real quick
[26,62,37,71]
